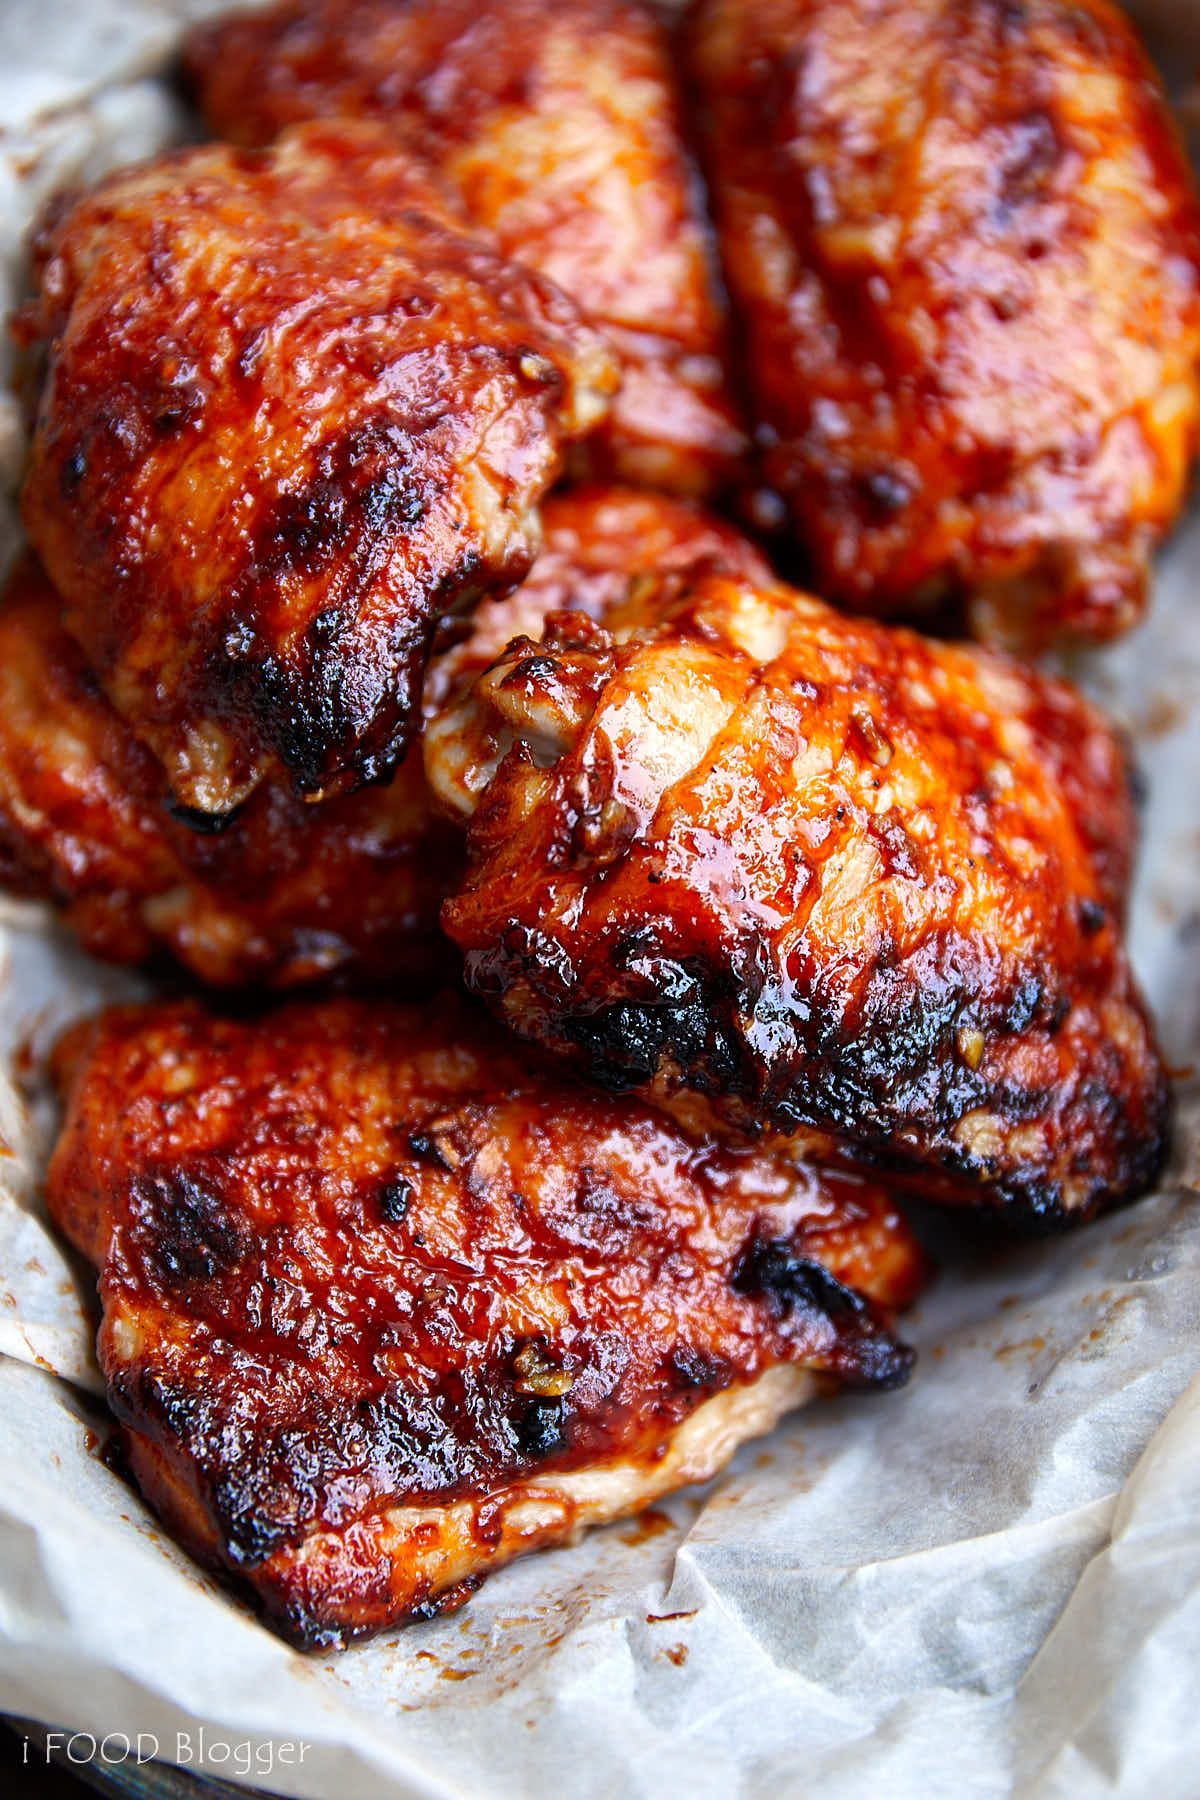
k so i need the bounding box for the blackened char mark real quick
[165,797,246,835]
[564,997,743,1095]
[668,1345,730,1391]
[251,421,430,593]
[117,1353,588,1572]
[214,419,448,797]
[379,1178,413,1222]
[514,1396,568,1458]
[731,1237,869,1320]
[731,1233,914,1392]
[127,1169,248,1286]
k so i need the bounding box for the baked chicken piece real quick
[685,0,1200,647]
[18,120,617,819]
[47,995,924,1647]
[0,555,459,988]
[431,568,1167,1228]
[185,0,748,497]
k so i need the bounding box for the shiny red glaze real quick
[185,0,748,496]
[437,567,1166,1227]
[48,995,923,1646]
[19,121,617,816]
[424,483,775,740]
[686,0,1200,647]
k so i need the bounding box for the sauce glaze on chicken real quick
[185,0,748,497]
[48,996,923,1646]
[19,120,617,818]
[425,484,776,812]
[686,0,1200,647]
[0,555,460,987]
[433,566,1166,1226]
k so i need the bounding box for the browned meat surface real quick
[0,555,459,988]
[185,0,748,496]
[432,566,1166,1227]
[18,120,617,818]
[424,485,775,810]
[47,995,924,1647]
[685,0,1200,647]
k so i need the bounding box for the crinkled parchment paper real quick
[0,5,1198,1796]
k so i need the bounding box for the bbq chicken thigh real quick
[432,567,1166,1228]
[48,996,923,1647]
[0,556,459,988]
[185,0,748,497]
[685,0,1200,647]
[19,120,616,819]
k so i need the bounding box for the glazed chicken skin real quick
[18,120,617,818]
[0,494,759,986]
[0,556,459,988]
[432,568,1166,1228]
[424,484,775,804]
[47,996,923,1647]
[185,0,747,497]
[685,0,1200,647]
[0,493,756,987]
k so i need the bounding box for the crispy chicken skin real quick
[0,555,460,988]
[47,996,922,1647]
[685,0,1200,647]
[432,485,775,691]
[185,0,747,497]
[424,485,775,807]
[18,120,617,818]
[433,569,1166,1227]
